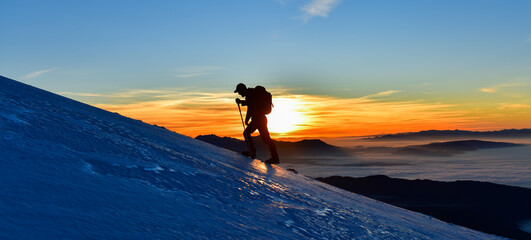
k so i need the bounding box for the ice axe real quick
[237,102,252,155]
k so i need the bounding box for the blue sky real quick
[1,0,530,137]
[2,0,529,93]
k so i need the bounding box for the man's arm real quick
[236,98,250,124]
[236,98,248,106]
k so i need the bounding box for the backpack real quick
[254,85,273,115]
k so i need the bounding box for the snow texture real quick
[0,76,504,239]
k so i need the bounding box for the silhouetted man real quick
[235,83,279,164]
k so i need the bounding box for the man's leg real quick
[257,116,279,164]
[243,121,258,158]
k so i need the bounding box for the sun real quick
[267,97,306,135]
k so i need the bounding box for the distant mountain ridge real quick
[199,135,525,159]
[196,134,350,161]
[364,129,531,140]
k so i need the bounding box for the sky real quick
[1,0,530,140]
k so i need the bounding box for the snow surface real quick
[0,76,504,239]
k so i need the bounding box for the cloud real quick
[498,103,531,110]
[93,90,239,138]
[22,68,58,80]
[300,0,341,21]
[61,89,179,99]
[293,94,477,138]
[66,87,528,140]
[359,90,401,100]
[479,83,524,93]
[80,87,477,139]
[62,88,233,106]
[59,92,104,97]
[175,66,225,79]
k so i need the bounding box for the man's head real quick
[234,83,248,96]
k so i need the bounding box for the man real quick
[234,83,279,164]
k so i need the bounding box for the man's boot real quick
[241,151,256,158]
[265,154,279,164]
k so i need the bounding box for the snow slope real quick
[0,76,503,239]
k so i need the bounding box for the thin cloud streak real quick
[175,66,225,79]
[300,0,341,21]
[62,88,233,105]
[359,90,401,100]
[498,103,531,110]
[22,68,58,80]
[60,92,104,97]
[479,83,524,93]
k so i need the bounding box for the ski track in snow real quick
[0,76,505,239]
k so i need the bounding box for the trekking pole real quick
[237,102,252,153]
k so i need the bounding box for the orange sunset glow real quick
[89,88,531,140]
